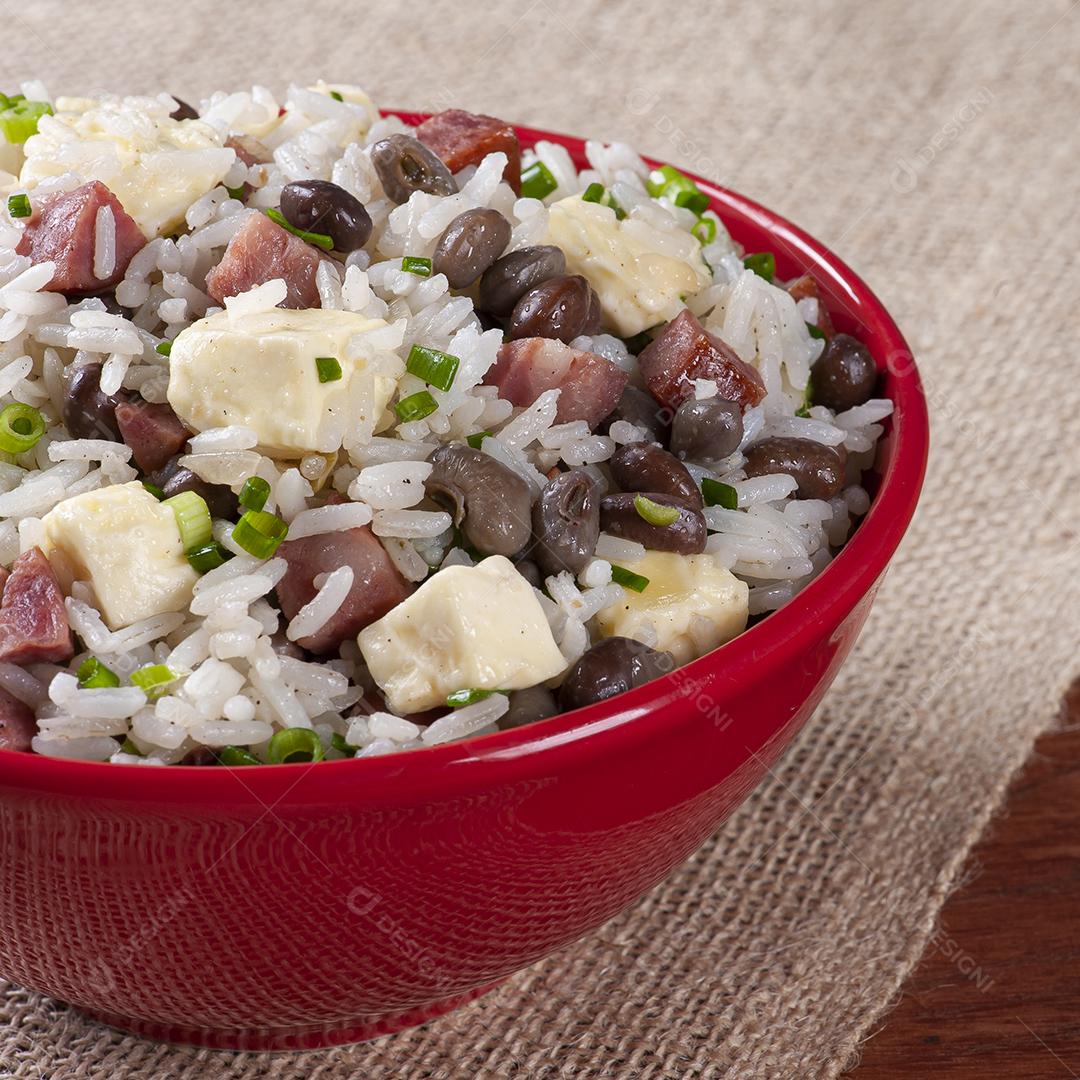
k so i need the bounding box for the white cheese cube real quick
[594,551,748,665]
[167,308,401,457]
[358,556,567,715]
[41,482,198,630]
[543,196,711,337]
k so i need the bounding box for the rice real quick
[285,565,354,641]
[93,205,116,281]
[287,502,373,539]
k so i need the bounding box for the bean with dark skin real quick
[669,397,743,462]
[499,685,559,730]
[62,363,122,440]
[600,492,707,554]
[513,558,542,589]
[509,274,598,343]
[169,97,199,121]
[280,180,372,253]
[478,245,565,317]
[370,134,457,203]
[559,637,674,712]
[425,445,532,557]
[432,208,512,289]
[601,385,672,444]
[531,469,599,577]
[153,458,239,520]
[609,443,702,508]
[743,437,847,500]
[811,333,878,412]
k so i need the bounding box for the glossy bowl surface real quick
[0,114,929,1050]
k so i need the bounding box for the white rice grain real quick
[421,694,509,745]
[93,205,116,281]
[287,502,373,539]
[286,565,354,641]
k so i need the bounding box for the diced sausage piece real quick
[15,180,146,293]
[0,687,35,753]
[787,274,836,339]
[204,212,321,310]
[485,337,629,429]
[416,109,522,193]
[225,134,272,168]
[114,399,191,474]
[637,310,765,411]
[0,548,74,665]
[276,526,412,654]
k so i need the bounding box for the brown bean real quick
[479,245,566,317]
[609,443,702,507]
[531,469,599,577]
[370,134,457,203]
[509,274,596,343]
[280,180,372,253]
[599,492,707,554]
[499,685,559,729]
[559,637,674,712]
[743,436,847,500]
[62,363,122,440]
[811,333,877,412]
[432,208,511,288]
[601,386,672,443]
[669,398,743,462]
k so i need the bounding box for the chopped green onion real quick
[405,344,460,392]
[579,181,626,219]
[673,189,709,215]
[331,732,354,757]
[401,255,432,277]
[0,403,45,454]
[795,375,815,419]
[219,745,261,766]
[315,355,343,383]
[692,215,717,245]
[329,90,344,102]
[7,193,31,218]
[155,340,172,356]
[520,159,558,200]
[267,727,325,764]
[142,481,165,501]
[263,207,334,251]
[446,688,497,707]
[163,490,212,552]
[743,252,776,282]
[806,322,826,340]
[610,564,650,593]
[131,664,180,698]
[225,185,246,201]
[77,657,120,689]
[466,430,491,450]
[0,99,53,144]
[394,389,439,424]
[119,737,142,756]
[187,542,231,573]
[701,477,738,509]
[633,494,681,526]
[646,165,709,215]
[582,181,605,203]
[238,476,270,512]
[232,509,288,559]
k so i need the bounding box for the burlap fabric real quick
[2,1,1078,1076]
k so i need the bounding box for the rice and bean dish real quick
[0,83,892,765]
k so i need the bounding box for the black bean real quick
[62,363,122,440]
[743,436,847,500]
[609,443,702,507]
[811,333,877,412]
[432,208,512,288]
[153,458,239,520]
[280,180,372,253]
[478,245,566,317]
[169,97,199,122]
[669,398,743,462]
[499,685,559,729]
[513,558,543,589]
[531,469,599,577]
[601,385,672,444]
[599,492,707,554]
[425,444,532,557]
[509,274,595,343]
[560,637,674,712]
[370,134,457,203]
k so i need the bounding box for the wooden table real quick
[849,681,1080,1078]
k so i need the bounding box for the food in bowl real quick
[0,84,892,765]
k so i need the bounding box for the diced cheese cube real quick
[594,551,748,665]
[543,196,711,337]
[167,308,401,457]
[358,556,566,714]
[40,482,198,630]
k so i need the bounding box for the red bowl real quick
[0,116,928,1050]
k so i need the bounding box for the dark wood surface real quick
[849,680,1080,1078]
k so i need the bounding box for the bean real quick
[499,685,559,730]
[62,363,122,441]
[601,385,672,443]
[743,436,847,500]
[479,245,565,317]
[559,637,673,712]
[370,134,457,203]
[599,492,707,554]
[425,445,532,557]
[811,333,877,412]
[153,458,239,520]
[669,397,743,462]
[280,180,372,253]
[509,274,597,343]
[432,209,511,288]
[169,97,199,122]
[531,469,599,577]
[609,443,702,507]
[513,558,543,589]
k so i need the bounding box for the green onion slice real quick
[446,688,508,708]
[692,215,717,245]
[225,184,247,201]
[154,340,172,356]
[743,252,776,282]
[7,193,31,218]
[315,355,342,383]
[142,481,165,501]
[331,732,355,757]
[119,737,142,756]
[405,344,460,392]
[806,322,826,340]
[232,509,288,559]
[394,389,439,424]
[401,255,432,277]
[633,494,681,526]
[0,403,45,455]
[701,477,739,509]
[0,99,53,144]
[187,542,231,573]
[219,745,261,766]
[581,181,605,203]
[163,490,212,552]
[646,165,709,216]
[263,207,334,251]
[77,657,120,689]
[131,664,180,698]
[465,430,491,450]
[238,475,270,512]
[267,727,325,764]
[329,90,344,102]
[520,159,558,200]
[610,564,650,593]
